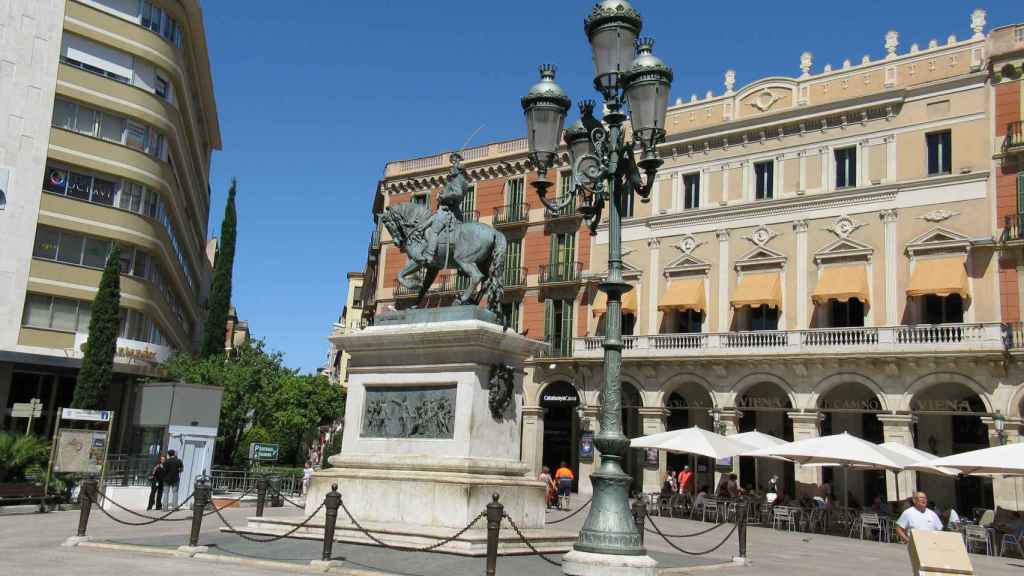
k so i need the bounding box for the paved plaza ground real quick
[1,502,1022,575]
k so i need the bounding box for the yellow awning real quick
[657,278,706,312]
[591,288,637,316]
[906,256,968,298]
[812,264,870,304]
[731,272,782,309]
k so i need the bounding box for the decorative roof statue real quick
[381,152,506,318]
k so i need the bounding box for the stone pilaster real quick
[521,406,544,478]
[717,229,731,332]
[878,414,917,502]
[881,209,899,324]
[788,411,824,497]
[983,417,1023,511]
[577,406,600,495]
[794,220,809,328]
[648,238,660,335]
[638,408,669,494]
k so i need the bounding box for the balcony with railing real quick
[462,209,480,223]
[1006,121,1024,154]
[493,203,530,228]
[540,337,574,358]
[544,196,580,221]
[502,267,527,289]
[1004,214,1024,243]
[573,323,1007,358]
[539,261,583,285]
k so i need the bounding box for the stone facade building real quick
[363,10,1024,512]
[0,0,220,450]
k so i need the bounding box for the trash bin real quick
[268,475,283,508]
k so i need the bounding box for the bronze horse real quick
[382,202,506,315]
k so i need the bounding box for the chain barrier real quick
[643,515,728,538]
[91,485,257,526]
[501,513,562,567]
[214,500,326,543]
[337,495,485,553]
[264,482,305,509]
[645,515,738,556]
[544,497,592,524]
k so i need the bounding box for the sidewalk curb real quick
[657,560,749,574]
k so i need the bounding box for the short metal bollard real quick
[77,479,98,537]
[485,493,503,576]
[255,475,267,517]
[737,498,748,560]
[322,483,341,562]
[188,475,212,547]
[632,497,647,547]
[268,475,283,508]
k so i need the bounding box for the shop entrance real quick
[912,382,993,515]
[664,383,715,496]
[541,381,580,492]
[737,382,794,497]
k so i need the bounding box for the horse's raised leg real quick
[454,260,483,305]
[397,260,420,292]
[414,267,439,308]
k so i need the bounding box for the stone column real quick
[798,150,807,193]
[717,229,731,332]
[722,164,732,203]
[885,135,896,183]
[577,406,600,495]
[648,238,660,335]
[859,140,871,186]
[638,408,669,494]
[820,147,830,193]
[881,210,899,324]
[794,220,809,329]
[983,418,1023,511]
[877,414,917,502]
[521,406,544,478]
[714,409,743,488]
[788,411,823,498]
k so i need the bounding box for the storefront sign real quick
[579,432,594,459]
[542,393,579,405]
[73,334,172,365]
[735,396,788,409]
[819,398,885,411]
[910,400,974,413]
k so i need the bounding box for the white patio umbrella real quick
[915,442,1024,476]
[877,443,959,477]
[631,425,752,459]
[728,430,787,492]
[744,432,905,508]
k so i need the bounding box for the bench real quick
[0,483,50,507]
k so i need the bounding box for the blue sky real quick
[201,1,1021,373]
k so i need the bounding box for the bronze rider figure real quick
[415,152,467,263]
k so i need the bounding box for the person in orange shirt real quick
[678,465,694,497]
[554,461,574,504]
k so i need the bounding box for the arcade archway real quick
[817,381,886,509]
[540,381,581,492]
[736,381,795,496]
[663,380,715,494]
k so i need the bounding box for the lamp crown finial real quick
[636,37,654,54]
[539,64,557,79]
[579,100,596,116]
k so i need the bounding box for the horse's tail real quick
[488,230,506,313]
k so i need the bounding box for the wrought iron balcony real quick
[1004,214,1024,243]
[1007,121,1024,153]
[544,195,580,220]
[502,267,527,289]
[540,337,574,358]
[493,203,530,227]
[573,323,1007,358]
[462,209,480,223]
[539,261,583,285]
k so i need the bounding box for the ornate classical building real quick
[0,0,220,449]
[363,9,1024,512]
[324,272,365,388]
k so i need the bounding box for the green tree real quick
[73,245,120,409]
[201,179,238,357]
[0,432,50,483]
[266,373,345,465]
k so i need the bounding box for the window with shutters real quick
[549,232,577,281]
[500,300,521,332]
[544,299,574,357]
[1017,173,1024,214]
[507,177,525,205]
[461,185,477,221]
[505,239,523,285]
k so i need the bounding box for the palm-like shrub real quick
[0,432,50,483]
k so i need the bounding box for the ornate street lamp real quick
[994,412,1007,445]
[521,0,673,562]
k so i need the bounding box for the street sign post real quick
[40,408,115,513]
[249,442,280,462]
[12,398,43,435]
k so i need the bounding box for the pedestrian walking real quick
[302,461,313,495]
[538,466,557,509]
[146,454,165,511]
[554,461,574,509]
[161,449,184,509]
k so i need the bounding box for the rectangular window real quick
[77,301,91,331]
[81,237,111,268]
[52,99,77,130]
[500,301,521,331]
[125,121,148,152]
[683,173,700,209]
[544,299,574,357]
[834,147,857,188]
[926,131,952,175]
[507,177,525,206]
[924,294,964,324]
[506,239,522,270]
[461,185,476,220]
[56,232,84,264]
[67,172,92,200]
[75,106,97,137]
[155,75,169,99]
[91,176,118,206]
[550,232,576,280]
[119,182,144,212]
[754,161,774,200]
[133,251,149,278]
[750,304,779,331]
[22,294,53,328]
[98,112,126,144]
[558,172,572,197]
[44,166,69,194]
[620,186,635,218]
[411,194,428,206]
[830,298,865,328]
[33,227,60,259]
[677,309,703,333]
[50,298,79,331]
[119,245,134,275]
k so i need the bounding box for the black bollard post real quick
[77,479,97,537]
[737,497,748,561]
[632,497,647,547]
[322,483,341,562]
[188,475,211,547]
[255,475,267,517]
[485,493,503,576]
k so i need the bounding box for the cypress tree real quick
[202,179,238,357]
[72,245,121,410]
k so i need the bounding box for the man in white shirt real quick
[895,491,944,543]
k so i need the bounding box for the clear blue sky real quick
[201,1,1021,374]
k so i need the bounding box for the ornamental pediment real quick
[905,226,971,256]
[735,80,797,118]
[814,237,874,264]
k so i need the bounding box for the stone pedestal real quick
[238,310,575,555]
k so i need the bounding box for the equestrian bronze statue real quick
[381,153,506,316]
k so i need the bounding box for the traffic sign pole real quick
[40,409,62,513]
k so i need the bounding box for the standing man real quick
[678,465,694,497]
[554,461,575,509]
[895,491,943,544]
[162,449,184,509]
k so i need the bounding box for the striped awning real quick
[591,288,638,316]
[657,278,706,312]
[812,264,870,304]
[731,272,782,309]
[906,256,968,298]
